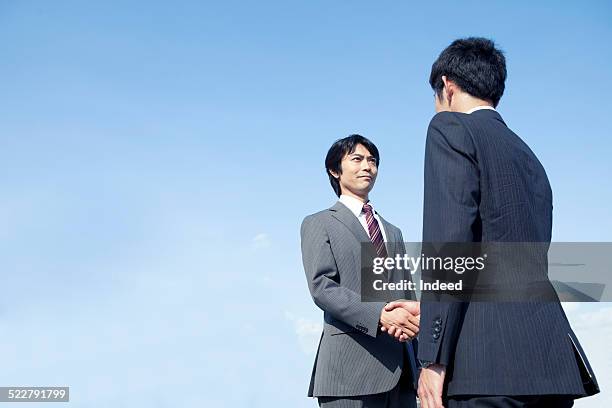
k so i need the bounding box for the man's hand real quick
[418,364,446,408]
[379,300,420,341]
[380,300,420,341]
[385,300,420,316]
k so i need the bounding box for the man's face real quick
[332,143,378,199]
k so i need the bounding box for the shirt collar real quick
[466,105,496,114]
[339,194,372,217]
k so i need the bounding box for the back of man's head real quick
[430,37,507,107]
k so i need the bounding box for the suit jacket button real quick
[435,318,442,325]
[433,326,441,333]
[432,333,440,340]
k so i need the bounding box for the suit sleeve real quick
[397,229,420,371]
[301,215,385,338]
[397,230,417,302]
[417,112,480,366]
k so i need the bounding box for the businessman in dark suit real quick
[300,135,420,408]
[398,38,599,408]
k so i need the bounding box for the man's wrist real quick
[418,360,445,369]
[419,359,434,369]
[378,303,388,325]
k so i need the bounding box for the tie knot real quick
[362,203,373,214]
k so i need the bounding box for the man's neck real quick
[340,191,368,203]
[452,94,493,113]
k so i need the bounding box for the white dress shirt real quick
[466,105,496,114]
[339,194,388,244]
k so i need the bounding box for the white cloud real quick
[284,311,323,355]
[561,302,580,314]
[251,233,271,250]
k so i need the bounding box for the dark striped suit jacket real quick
[418,109,598,397]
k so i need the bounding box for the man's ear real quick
[442,75,457,106]
[329,169,340,179]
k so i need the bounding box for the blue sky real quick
[0,1,611,407]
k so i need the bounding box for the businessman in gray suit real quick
[398,37,599,408]
[300,135,420,408]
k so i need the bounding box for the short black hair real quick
[325,134,380,197]
[430,37,507,107]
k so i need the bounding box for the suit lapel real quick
[330,201,394,284]
[377,214,396,258]
[378,214,400,284]
[330,201,396,257]
[329,201,371,244]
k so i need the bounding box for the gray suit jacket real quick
[301,201,418,397]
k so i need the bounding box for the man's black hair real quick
[430,37,507,107]
[325,134,380,197]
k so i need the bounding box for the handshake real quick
[379,300,420,342]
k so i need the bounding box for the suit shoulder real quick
[390,223,405,241]
[302,208,331,222]
[380,217,400,234]
[393,224,404,238]
[427,112,475,153]
[428,111,468,127]
[301,208,333,231]
[427,111,473,137]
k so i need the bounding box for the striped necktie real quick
[362,203,388,258]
